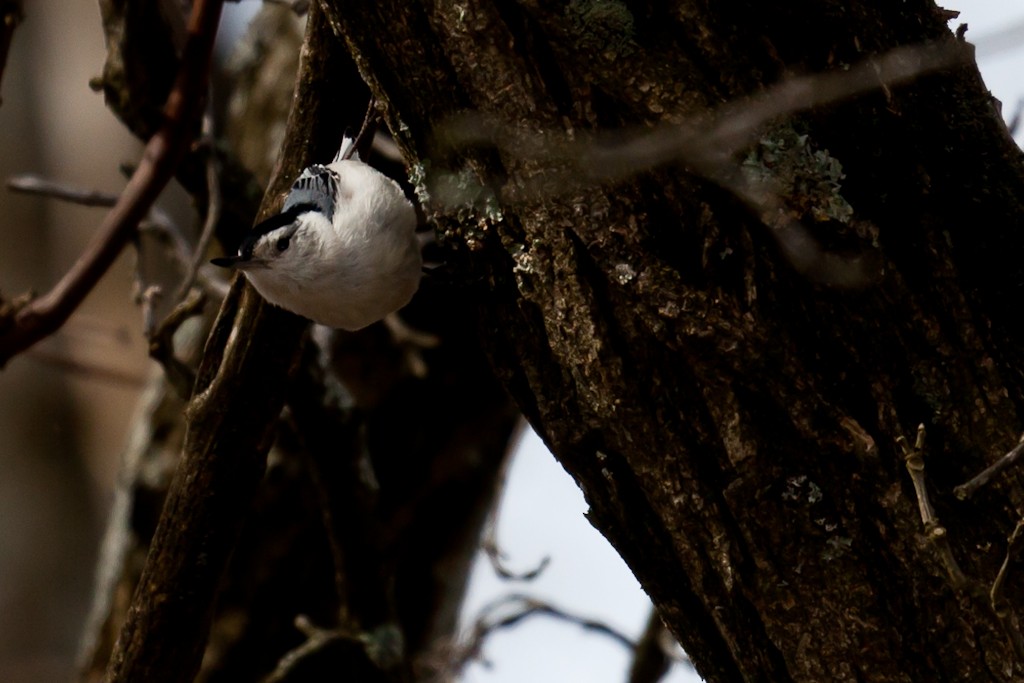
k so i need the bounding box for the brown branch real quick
[0,0,221,369]
[263,616,355,683]
[174,108,221,303]
[990,520,1024,661]
[954,433,1024,500]
[0,1,21,105]
[8,173,192,266]
[101,3,352,681]
[8,173,228,300]
[627,608,674,683]
[8,174,121,207]
[896,424,968,589]
[148,287,207,399]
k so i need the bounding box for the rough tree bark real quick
[328,1,1024,681]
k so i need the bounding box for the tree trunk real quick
[333,1,1024,680]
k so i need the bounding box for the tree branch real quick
[0,0,21,105]
[627,609,674,683]
[454,593,637,674]
[0,0,221,368]
[101,3,348,680]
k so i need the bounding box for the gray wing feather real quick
[284,164,340,221]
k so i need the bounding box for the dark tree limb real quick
[85,2,518,680]
[100,1,340,678]
[0,0,222,368]
[627,608,676,683]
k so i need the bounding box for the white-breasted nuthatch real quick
[212,136,421,330]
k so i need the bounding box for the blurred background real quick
[0,2,1020,682]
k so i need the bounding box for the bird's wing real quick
[284,164,341,221]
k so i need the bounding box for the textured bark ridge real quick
[333,1,1024,680]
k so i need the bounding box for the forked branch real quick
[0,0,222,368]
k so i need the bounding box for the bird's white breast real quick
[246,160,421,330]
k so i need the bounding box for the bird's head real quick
[211,202,329,275]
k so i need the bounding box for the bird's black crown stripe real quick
[238,202,319,259]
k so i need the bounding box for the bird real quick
[211,135,421,330]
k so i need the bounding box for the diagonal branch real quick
[0,1,21,105]
[0,0,222,368]
[101,3,354,681]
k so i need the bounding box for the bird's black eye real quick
[276,236,290,252]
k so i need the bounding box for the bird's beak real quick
[210,255,266,270]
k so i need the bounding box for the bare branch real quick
[990,520,1024,660]
[263,617,354,683]
[0,0,222,369]
[148,287,207,399]
[450,593,636,676]
[896,424,968,589]
[101,3,354,680]
[174,106,221,303]
[8,174,121,207]
[0,1,21,105]
[8,173,192,265]
[480,526,550,582]
[955,434,1024,500]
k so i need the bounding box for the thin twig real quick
[263,616,353,683]
[452,593,636,675]
[0,0,223,369]
[174,103,222,302]
[8,174,121,207]
[137,284,162,339]
[954,434,1024,500]
[896,424,968,588]
[898,427,1024,661]
[346,97,379,160]
[990,519,1024,661]
[263,615,405,683]
[149,287,206,399]
[7,174,182,242]
[0,1,21,105]
[1007,98,1024,138]
[480,526,550,582]
[25,346,145,387]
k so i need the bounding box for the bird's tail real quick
[334,135,359,163]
